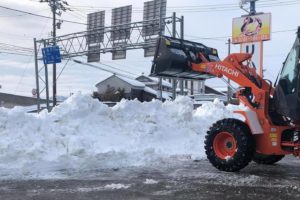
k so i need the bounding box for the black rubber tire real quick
[204,118,255,172]
[252,153,285,165]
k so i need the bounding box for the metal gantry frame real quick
[34,13,184,112]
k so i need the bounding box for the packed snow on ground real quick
[0,93,244,178]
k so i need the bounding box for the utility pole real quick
[158,0,164,101]
[240,0,257,15]
[52,0,57,106]
[249,0,257,15]
[172,12,177,100]
[179,15,184,96]
[226,38,232,104]
[39,0,70,107]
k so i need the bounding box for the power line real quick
[0,5,86,25]
[68,0,300,13]
[72,59,137,79]
[14,12,52,95]
[0,42,33,50]
[1,1,298,24]
[98,61,137,76]
[0,51,33,56]
[185,28,297,42]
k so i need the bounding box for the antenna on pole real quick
[239,0,258,15]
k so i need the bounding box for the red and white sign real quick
[32,88,37,96]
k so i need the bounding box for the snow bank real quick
[0,93,242,178]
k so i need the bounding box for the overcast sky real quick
[0,0,299,97]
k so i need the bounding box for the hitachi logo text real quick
[215,64,239,77]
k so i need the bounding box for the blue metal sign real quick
[42,46,62,65]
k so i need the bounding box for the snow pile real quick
[0,93,242,177]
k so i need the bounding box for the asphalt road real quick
[0,156,299,200]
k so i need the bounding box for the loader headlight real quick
[212,49,218,55]
[165,39,171,46]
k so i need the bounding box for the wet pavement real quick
[0,156,299,200]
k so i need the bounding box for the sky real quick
[0,0,300,97]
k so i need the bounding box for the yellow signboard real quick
[232,13,271,44]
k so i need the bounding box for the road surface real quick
[0,156,299,200]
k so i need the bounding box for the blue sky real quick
[0,0,299,97]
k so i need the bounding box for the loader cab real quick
[273,32,300,123]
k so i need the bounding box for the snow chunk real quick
[144,179,159,184]
[104,183,131,190]
[225,156,232,161]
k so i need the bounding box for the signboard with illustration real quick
[232,13,271,44]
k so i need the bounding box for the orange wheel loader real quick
[150,29,300,172]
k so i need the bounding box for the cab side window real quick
[280,40,299,94]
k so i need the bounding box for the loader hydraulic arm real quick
[191,53,274,109]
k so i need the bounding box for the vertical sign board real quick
[111,5,132,41]
[87,11,105,44]
[241,42,263,76]
[144,38,158,57]
[232,13,271,77]
[87,45,101,63]
[142,0,167,36]
[112,42,127,60]
[143,0,167,57]
[111,5,132,60]
[87,11,105,63]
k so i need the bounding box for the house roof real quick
[136,75,172,88]
[205,86,226,95]
[143,86,157,96]
[95,75,145,88]
[149,77,172,88]
[117,75,145,88]
[143,87,172,100]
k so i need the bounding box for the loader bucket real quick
[150,36,220,79]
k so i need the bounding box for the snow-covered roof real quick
[96,75,145,88]
[144,87,157,96]
[148,77,172,88]
[176,88,189,92]
[136,75,172,88]
[139,82,157,86]
[143,87,172,100]
[211,87,228,93]
[116,75,145,88]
